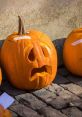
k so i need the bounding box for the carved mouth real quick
[31,65,52,77]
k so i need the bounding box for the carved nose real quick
[32,42,46,67]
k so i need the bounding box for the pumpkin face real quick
[63,28,82,76]
[1,17,57,89]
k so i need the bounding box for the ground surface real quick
[0,39,82,117]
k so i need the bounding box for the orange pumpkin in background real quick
[1,16,57,89]
[0,48,2,85]
[63,28,82,76]
[0,68,2,85]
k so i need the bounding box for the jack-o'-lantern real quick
[1,16,57,89]
[63,28,82,76]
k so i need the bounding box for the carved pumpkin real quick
[1,16,57,89]
[63,28,82,76]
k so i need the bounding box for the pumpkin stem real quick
[18,16,25,35]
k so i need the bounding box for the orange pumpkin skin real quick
[0,105,12,117]
[0,48,2,85]
[0,68,2,85]
[1,29,57,89]
[63,28,82,76]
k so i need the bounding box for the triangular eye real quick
[28,48,35,61]
[41,46,49,57]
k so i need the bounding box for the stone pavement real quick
[0,39,82,117]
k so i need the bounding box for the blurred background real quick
[0,0,82,40]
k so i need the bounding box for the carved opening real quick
[28,49,35,61]
[31,65,52,77]
[41,47,49,57]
